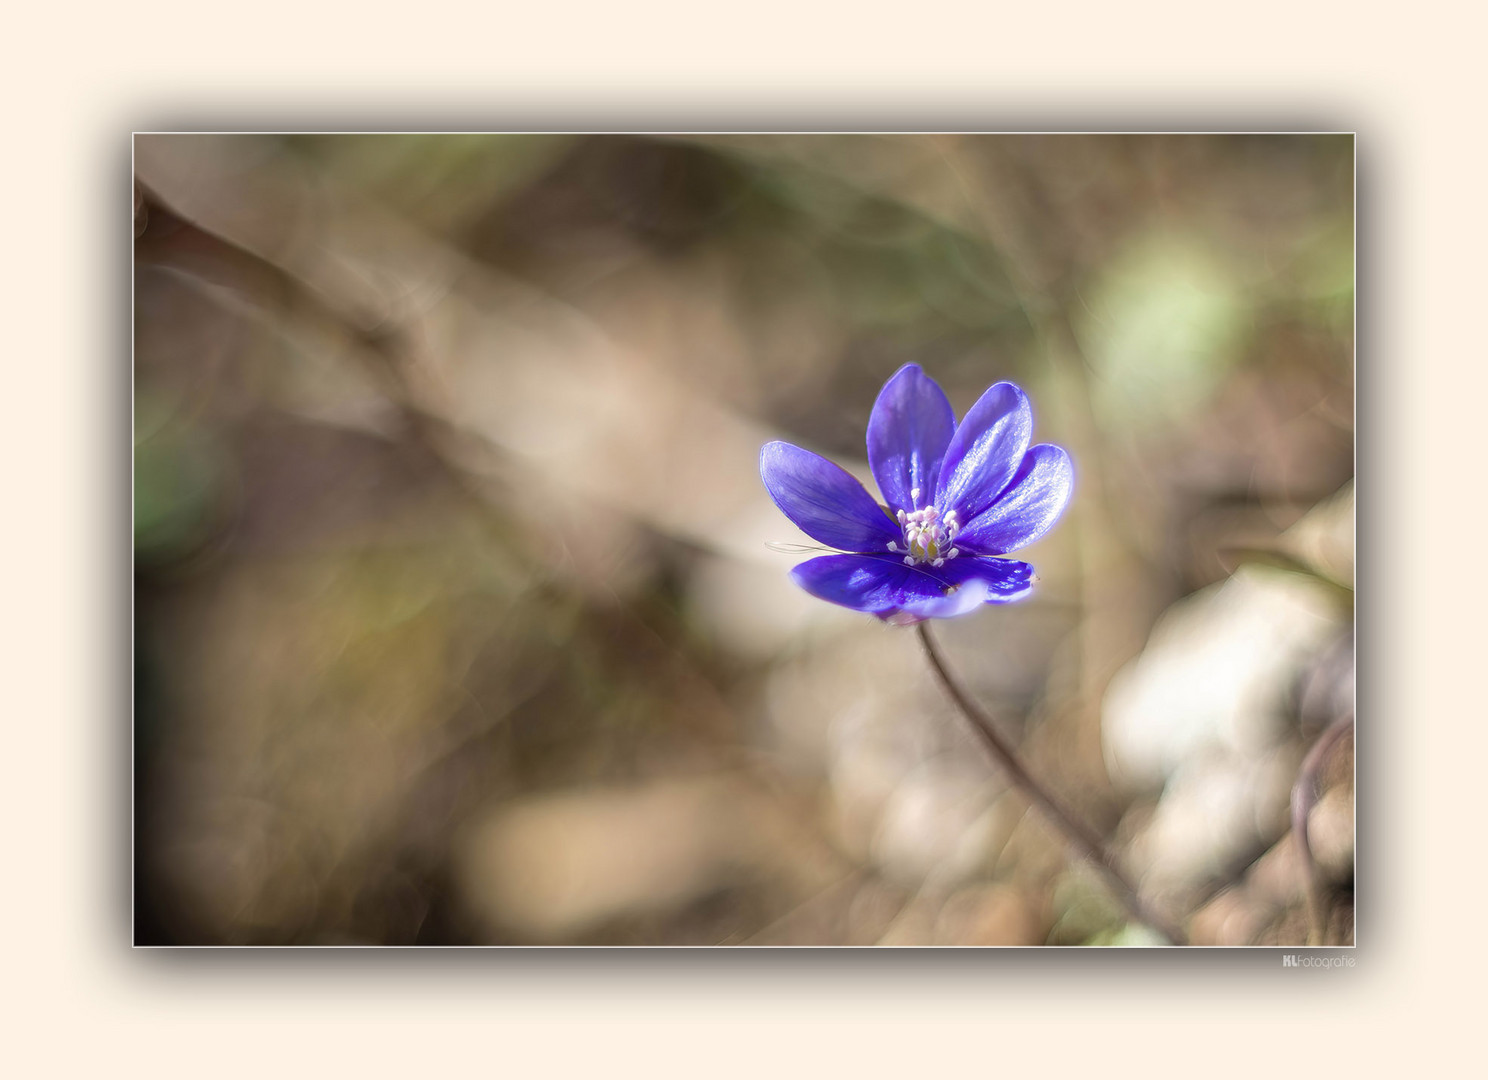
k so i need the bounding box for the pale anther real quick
[894,501,962,568]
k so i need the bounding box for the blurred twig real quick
[134,183,523,550]
[917,623,1187,945]
[1291,711,1355,947]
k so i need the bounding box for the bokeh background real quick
[133,133,1354,946]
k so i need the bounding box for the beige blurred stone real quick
[1189,888,1268,947]
[935,884,1041,946]
[875,897,940,946]
[1283,480,1355,588]
[1246,832,1306,907]
[1127,745,1299,897]
[1309,787,1356,880]
[1103,565,1343,788]
[455,774,809,940]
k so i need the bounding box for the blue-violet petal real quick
[953,444,1074,556]
[919,555,1036,609]
[866,363,957,514]
[789,553,1035,619]
[760,441,899,553]
[935,381,1033,523]
[789,553,965,615]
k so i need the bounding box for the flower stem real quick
[915,622,1187,945]
[1290,712,1354,947]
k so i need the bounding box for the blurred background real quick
[133,133,1354,946]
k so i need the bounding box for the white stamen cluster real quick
[886,503,961,567]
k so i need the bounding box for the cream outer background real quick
[5,2,1473,1074]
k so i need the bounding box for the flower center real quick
[887,502,961,567]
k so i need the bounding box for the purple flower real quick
[761,364,1073,624]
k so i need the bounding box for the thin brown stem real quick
[916,623,1187,945]
[1291,712,1355,947]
